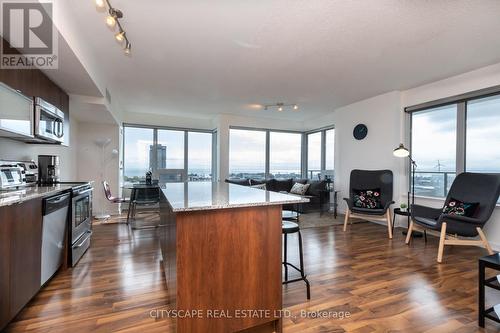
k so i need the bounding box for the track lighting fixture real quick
[115,30,125,42]
[263,103,299,112]
[95,0,132,55]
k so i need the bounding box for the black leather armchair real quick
[343,169,395,239]
[406,172,500,263]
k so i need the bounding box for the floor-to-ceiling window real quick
[123,125,215,183]
[123,127,154,182]
[306,128,335,180]
[325,128,335,178]
[188,132,213,181]
[229,128,266,179]
[409,88,500,199]
[306,132,322,179]
[411,105,457,197]
[228,126,334,180]
[466,95,500,174]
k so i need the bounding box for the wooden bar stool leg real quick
[298,231,311,300]
[283,233,288,282]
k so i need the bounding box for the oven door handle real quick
[73,230,92,249]
[73,188,93,198]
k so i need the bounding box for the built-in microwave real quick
[34,97,64,143]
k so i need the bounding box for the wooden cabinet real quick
[0,205,11,330]
[0,37,71,145]
[0,199,43,331]
[0,69,33,96]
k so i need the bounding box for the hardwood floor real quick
[5,214,500,332]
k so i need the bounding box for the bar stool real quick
[282,220,311,300]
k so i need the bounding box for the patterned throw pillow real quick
[290,182,310,195]
[250,183,267,190]
[353,188,382,209]
[443,198,479,217]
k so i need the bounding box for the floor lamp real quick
[393,143,422,237]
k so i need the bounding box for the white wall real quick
[0,115,80,180]
[305,92,405,216]
[75,122,120,216]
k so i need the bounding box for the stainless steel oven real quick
[34,97,64,143]
[71,184,93,266]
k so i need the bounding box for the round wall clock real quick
[353,124,368,140]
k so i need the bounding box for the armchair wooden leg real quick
[385,211,393,239]
[437,222,447,263]
[343,209,350,232]
[405,220,414,245]
[477,227,494,255]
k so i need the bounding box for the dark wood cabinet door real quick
[9,199,42,317]
[0,207,12,331]
[0,69,34,96]
[33,70,59,108]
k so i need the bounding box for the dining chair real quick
[102,181,129,220]
[128,186,161,228]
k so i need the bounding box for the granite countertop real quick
[161,181,309,212]
[0,184,75,207]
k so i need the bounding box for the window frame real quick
[228,125,335,180]
[305,126,335,179]
[406,86,500,199]
[123,123,216,182]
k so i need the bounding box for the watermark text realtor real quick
[1,0,58,69]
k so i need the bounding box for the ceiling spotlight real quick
[278,106,283,112]
[95,0,105,8]
[105,14,116,28]
[124,42,131,55]
[293,104,298,110]
[115,30,125,42]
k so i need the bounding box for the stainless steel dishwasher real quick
[41,192,71,286]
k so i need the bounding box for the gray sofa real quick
[225,178,329,213]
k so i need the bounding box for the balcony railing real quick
[413,171,456,198]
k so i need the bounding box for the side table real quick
[479,253,500,327]
[393,208,424,239]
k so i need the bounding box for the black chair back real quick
[134,187,160,203]
[349,169,393,207]
[445,172,500,224]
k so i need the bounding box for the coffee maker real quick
[38,155,60,184]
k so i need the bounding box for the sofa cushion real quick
[290,183,310,195]
[249,179,266,185]
[306,180,326,196]
[225,178,250,186]
[294,178,308,185]
[274,178,293,192]
[443,197,479,217]
[353,188,382,209]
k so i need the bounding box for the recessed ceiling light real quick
[95,0,105,8]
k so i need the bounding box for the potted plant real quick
[400,203,408,212]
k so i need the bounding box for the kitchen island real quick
[159,181,308,333]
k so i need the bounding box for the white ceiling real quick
[60,0,500,121]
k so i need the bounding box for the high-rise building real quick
[149,144,167,170]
